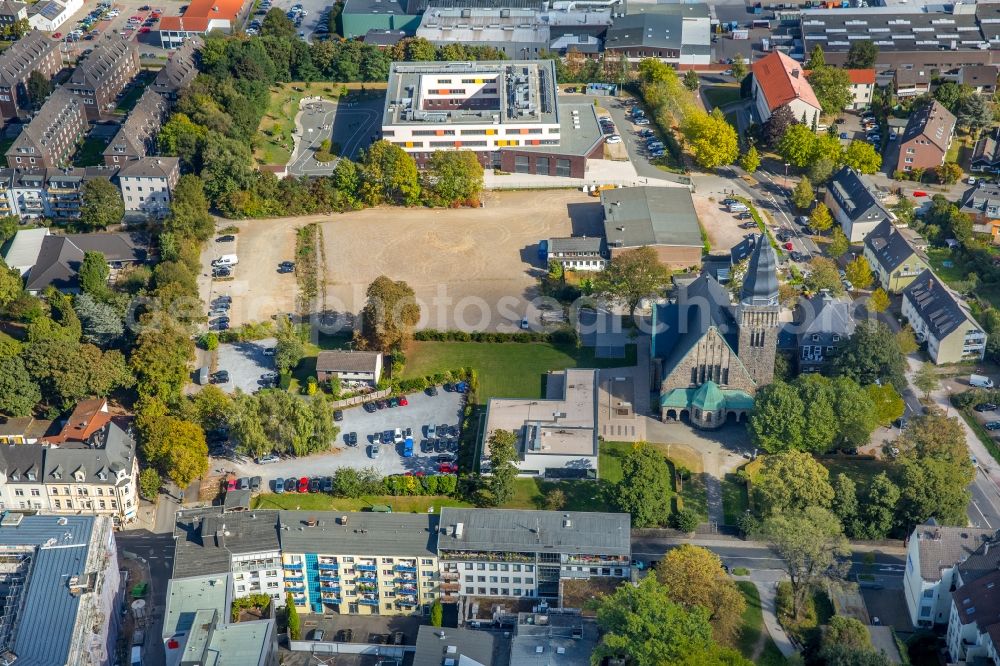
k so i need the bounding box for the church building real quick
[652,236,780,429]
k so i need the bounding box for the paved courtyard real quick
[216,389,465,480]
[287,96,384,177]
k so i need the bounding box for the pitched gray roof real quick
[900,100,955,153]
[104,88,168,160]
[655,272,739,372]
[798,291,856,341]
[7,88,87,165]
[277,511,439,557]
[0,442,45,481]
[118,156,180,179]
[741,235,778,306]
[152,36,201,98]
[864,219,924,273]
[548,236,604,255]
[903,269,983,341]
[912,523,995,582]
[413,626,499,666]
[315,350,381,374]
[67,34,137,91]
[172,508,281,579]
[601,186,702,249]
[0,30,56,88]
[25,232,145,292]
[960,182,1000,219]
[43,422,137,487]
[437,508,630,556]
[606,12,682,50]
[828,166,889,224]
[0,0,26,18]
[972,128,1000,170]
[0,515,98,666]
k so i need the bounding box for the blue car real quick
[403,437,414,457]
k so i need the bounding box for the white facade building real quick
[26,0,81,31]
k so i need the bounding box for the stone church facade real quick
[653,237,779,429]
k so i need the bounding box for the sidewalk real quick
[755,580,797,659]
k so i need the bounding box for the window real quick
[514,588,522,596]
[514,155,530,174]
[555,159,571,177]
[490,588,498,595]
[923,589,934,598]
[489,576,497,583]
[30,489,39,496]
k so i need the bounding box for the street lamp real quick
[783,162,790,191]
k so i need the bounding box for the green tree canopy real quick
[0,356,41,416]
[845,40,878,68]
[425,150,484,204]
[808,66,852,115]
[360,275,420,352]
[79,179,125,232]
[594,246,671,319]
[843,140,882,174]
[739,145,761,174]
[611,443,672,527]
[791,177,815,210]
[754,450,835,515]
[485,428,519,506]
[360,140,420,206]
[682,108,739,169]
[749,380,806,453]
[835,320,906,391]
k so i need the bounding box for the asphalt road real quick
[117,530,175,666]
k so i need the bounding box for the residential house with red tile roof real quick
[750,51,821,128]
[158,0,250,49]
[845,69,875,110]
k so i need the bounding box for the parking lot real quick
[213,338,277,394]
[217,388,466,480]
[258,0,331,41]
[57,0,187,59]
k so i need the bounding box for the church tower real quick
[737,237,780,388]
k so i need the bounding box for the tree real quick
[821,644,893,666]
[274,318,305,374]
[138,468,161,501]
[902,411,969,462]
[74,292,124,346]
[761,104,796,148]
[845,40,878,69]
[867,287,889,313]
[934,82,969,112]
[791,177,815,211]
[831,473,858,528]
[844,255,873,290]
[285,593,301,639]
[594,246,671,320]
[137,405,208,487]
[430,599,443,627]
[778,124,818,168]
[936,162,963,185]
[485,429,518,506]
[867,383,905,428]
[753,450,834,515]
[808,201,833,233]
[655,545,747,646]
[843,140,882,174]
[683,69,700,92]
[835,320,906,391]
[672,508,699,533]
[0,356,40,416]
[898,454,973,527]
[611,443,672,528]
[425,150,484,204]
[260,7,297,39]
[79,179,124,232]
[0,259,23,309]
[544,488,567,511]
[78,251,110,298]
[681,108,739,169]
[757,506,850,618]
[159,113,208,171]
[856,471,900,539]
[165,175,214,241]
[808,67,852,115]
[739,145,760,174]
[806,44,825,69]
[796,374,838,452]
[360,140,420,206]
[914,362,939,399]
[592,575,720,666]
[730,54,747,81]
[897,324,918,354]
[828,228,849,258]
[749,381,806,453]
[332,159,360,201]
[360,276,420,352]
[804,256,844,295]
[130,323,195,403]
[955,94,994,135]
[26,70,51,109]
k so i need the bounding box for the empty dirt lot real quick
[207,189,604,331]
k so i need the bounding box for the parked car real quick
[606,135,622,144]
[262,347,275,356]
[255,453,279,464]
[284,478,297,492]
[210,370,230,384]
[363,401,376,413]
[250,476,262,491]
[308,477,322,493]
[369,444,381,458]
[273,478,285,493]
[216,234,235,243]
[278,261,295,273]
[399,397,409,406]
[975,403,998,412]
[236,477,250,490]
[347,432,358,446]
[297,477,309,493]
[426,385,438,396]
[333,410,344,421]
[438,463,458,474]
[426,424,436,438]
[985,421,1000,431]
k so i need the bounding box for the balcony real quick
[394,564,417,573]
[320,592,340,602]
[284,584,305,592]
[320,583,340,592]
[395,585,417,594]
[441,583,461,593]
[283,562,303,570]
[397,598,418,606]
[440,551,533,563]
[395,576,416,584]
[284,575,305,583]
[441,571,460,581]
[357,563,377,572]
[359,597,379,606]
[319,563,338,571]
[319,575,339,583]
[357,575,378,584]
[564,555,630,566]
[441,594,459,603]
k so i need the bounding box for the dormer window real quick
[832,334,841,342]
[812,334,820,342]
[26,472,35,481]
[74,470,85,482]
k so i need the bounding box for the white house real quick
[118,157,180,217]
[903,523,994,628]
[26,0,81,31]
[750,51,822,127]
[845,69,875,110]
[315,350,383,386]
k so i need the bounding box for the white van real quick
[727,202,749,213]
[971,374,994,389]
[212,254,238,267]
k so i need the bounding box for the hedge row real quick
[413,328,578,345]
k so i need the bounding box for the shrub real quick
[671,507,699,533]
[198,332,219,351]
[138,468,160,501]
[285,592,301,639]
[431,599,443,627]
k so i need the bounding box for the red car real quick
[139,27,151,32]
[399,397,408,406]
[783,242,793,251]
[297,476,309,493]
[52,32,62,38]
[913,191,927,197]
[438,463,458,474]
[226,478,237,491]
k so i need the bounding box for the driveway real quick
[217,389,465,480]
[213,339,277,394]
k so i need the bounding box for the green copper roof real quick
[659,382,755,411]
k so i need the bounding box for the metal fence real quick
[330,389,391,410]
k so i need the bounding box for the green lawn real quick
[820,457,893,488]
[722,473,749,526]
[736,581,787,666]
[289,333,360,392]
[403,341,637,405]
[252,492,474,513]
[926,247,968,285]
[506,477,611,512]
[73,137,108,167]
[702,85,742,110]
[600,441,708,521]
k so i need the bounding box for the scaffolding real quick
[0,547,34,663]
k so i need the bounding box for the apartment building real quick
[903,522,994,628]
[750,50,822,127]
[796,290,855,374]
[103,88,168,165]
[163,573,279,666]
[940,527,1000,664]
[845,69,875,110]
[6,87,87,168]
[118,156,180,217]
[902,269,987,364]
[0,398,140,525]
[545,236,607,271]
[0,0,28,30]
[278,511,440,616]
[436,508,631,602]
[0,29,60,119]
[382,60,560,169]
[825,166,891,243]
[151,35,201,100]
[0,513,122,666]
[863,219,930,293]
[64,34,140,119]
[172,508,287,607]
[896,100,956,174]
